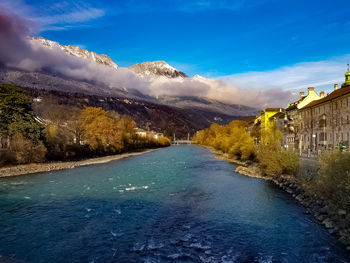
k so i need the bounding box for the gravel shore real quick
[0,148,160,178]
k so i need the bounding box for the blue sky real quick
[1,0,350,92]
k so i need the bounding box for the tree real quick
[79,107,123,153]
[0,84,42,142]
[257,128,299,177]
[192,120,256,161]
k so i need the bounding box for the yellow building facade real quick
[260,108,284,130]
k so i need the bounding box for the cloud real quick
[148,76,211,98]
[207,56,350,108]
[0,9,312,110]
[1,8,348,110]
[36,7,105,26]
[96,0,268,15]
[0,10,149,94]
[220,58,349,93]
[192,76,298,109]
[0,0,105,31]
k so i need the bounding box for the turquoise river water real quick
[0,145,349,262]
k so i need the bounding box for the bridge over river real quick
[172,139,193,145]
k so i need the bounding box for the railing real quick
[172,140,193,145]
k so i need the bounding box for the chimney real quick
[320,91,325,98]
[307,87,314,95]
[334,84,338,90]
[299,91,305,99]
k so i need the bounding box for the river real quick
[0,145,349,262]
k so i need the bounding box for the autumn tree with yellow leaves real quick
[192,120,256,161]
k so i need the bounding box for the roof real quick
[285,103,298,111]
[302,84,350,110]
[265,107,283,112]
[268,111,285,120]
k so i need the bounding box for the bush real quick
[257,129,299,177]
[8,134,47,164]
[280,150,299,175]
[305,151,350,208]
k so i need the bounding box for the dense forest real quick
[0,84,170,166]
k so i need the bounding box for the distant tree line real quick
[0,84,170,166]
[192,120,299,176]
[193,120,256,161]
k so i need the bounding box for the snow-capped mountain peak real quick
[30,37,119,70]
[129,61,188,79]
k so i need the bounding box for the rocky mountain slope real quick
[158,95,258,117]
[25,87,241,139]
[0,37,259,135]
[0,67,144,99]
[129,61,188,78]
[31,37,119,70]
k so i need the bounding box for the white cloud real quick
[1,6,349,110]
[219,56,350,94]
[0,0,105,31]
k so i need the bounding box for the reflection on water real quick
[0,145,349,262]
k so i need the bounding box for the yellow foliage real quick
[257,128,299,177]
[77,107,171,153]
[305,151,350,208]
[193,120,256,161]
[79,107,123,152]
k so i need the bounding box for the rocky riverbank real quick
[211,148,350,250]
[0,148,160,178]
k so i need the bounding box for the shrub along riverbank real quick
[193,121,350,249]
[0,84,171,167]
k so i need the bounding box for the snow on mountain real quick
[129,61,188,79]
[192,74,217,85]
[3,37,260,115]
[31,37,119,70]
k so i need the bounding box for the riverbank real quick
[0,148,160,178]
[210,147,350,251]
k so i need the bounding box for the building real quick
[298,68,350,152]
[260,108,284,130]
[134,128,163,140]
[284,87,324,149]
[135,128,147,138]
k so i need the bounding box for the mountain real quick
[158,95,258,117]
[192,74,216,85]
[0,67,147,100]
[31,37,119,70]
[129,61,188,79]
[0,37,259,137]
[24,87,242,139]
